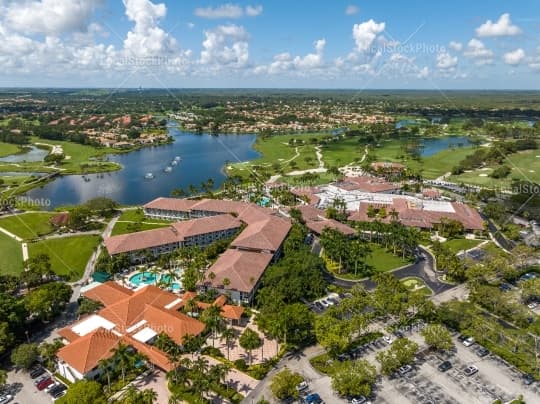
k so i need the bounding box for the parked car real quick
[476,347,489,357]
[500,283,512,292]
[527,301,538,309]
[398,364,413,375]
[393,330,404,339]
[29,367,45,379]
[0,395,12,404]
[350,396,367,404]
[34,375,48,385]
[296,381,309,392]
[383,335,394,345]
[52,390,67,401]
[463,365,478,376]
[305,393,323,404]
[462,337,475,347]
[457,334,469,342]
[438,361,452,372]
[37,378,54,391]
[45,382,60,393]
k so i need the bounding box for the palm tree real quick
[220,327,236,360]
[183,298,199,316]
[98,358,112,392]
[141,389,158,404]
[112,343,133,382]
[201,305,222,347]
[239,327,262,365]
[222,277,231,288]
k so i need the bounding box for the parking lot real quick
[6,365,67,404]
[375,334,540,404]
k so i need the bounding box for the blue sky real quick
[0,0,539,88]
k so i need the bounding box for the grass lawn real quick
[0,232,23,275]
[324,243,411,280]
[444,238,482,254]
[0,212,55,240]
[0,142,22,157]
[28,235,100,280]
[111,209,171,236]
[401,277,432,296]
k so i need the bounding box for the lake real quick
[25,128,259,208]
[420,136,472,157]
[0,146,48,163]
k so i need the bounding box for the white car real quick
[463,365,478,376]
[462,337,475,347]
[296,381,308,392]
[528,302,538,309]
[383,335,394,345]
[0,395,12,404]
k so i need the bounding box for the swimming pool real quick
[129,271,157,286]
[258,196,271,207]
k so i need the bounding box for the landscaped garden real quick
[0,231,23,274]
[444,238,483,254]
[111,208,171,236]
[401,277,432,297]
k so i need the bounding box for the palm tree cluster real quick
[355,220,420,259]
[166,355,232,404]
[98,343,147,393]
[319,228,371,276]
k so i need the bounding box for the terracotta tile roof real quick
[99,285,179,330]
[349,200,484,231]
[204,249,273,293]
[306,219,356,236]
[57,328,121,374]
[213,295,227,307]
[57,326,81,343]
[142,305,205,345]
[50,213,70,227]
[105,227,178,255]
[221,305,245,320]
[83,281,134,307]
[336,176,399,193]
[232,216,291,252]
[104,214,241,255]
[171,214,241,238]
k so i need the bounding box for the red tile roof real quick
[83,281,134,307]
[336,176,399,193]
[232,216,291,252]
[57,328,121,374]
[104,214,241,255]
[205,249,273,293]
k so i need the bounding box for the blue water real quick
[0,146,48,163]
[25,127,260,208]
[395,119,422,129]
[170,283,182,291]
[258,196,271,207]
[129,272,157,286]
[420,136,472,157]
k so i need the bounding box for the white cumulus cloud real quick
[476,13,522,37]
[200,24,249,68]
[449,41,463,52]
[503,48,525,66]
[436,52,458,70]
[4,0,103,36]
[464,38,494,65]
[352,19,385,52]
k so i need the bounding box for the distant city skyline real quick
[0,0,539,89]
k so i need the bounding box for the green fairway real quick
[28,235,100,280]
[0,142,22,157]
[370,139,476,179]
[0,231,23,275]
[450,150,540,188]
[0,212,55,240]
[444,238,482,254]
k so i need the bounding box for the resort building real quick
[333,176,400,194]
[104,214,242,261]
[57,283,206,382]
[312,184,484,231]
[294,205,356,237]
[104,198,292,304]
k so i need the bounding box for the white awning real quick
[132,327,157,343]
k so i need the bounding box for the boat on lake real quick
[171,160,178,166]
[144,172,155,179]
[174,156,181,161]
[164,166,172,173]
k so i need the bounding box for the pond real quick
[0,145,48,163]
[420,136,472,157]
[26,127,260,208]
